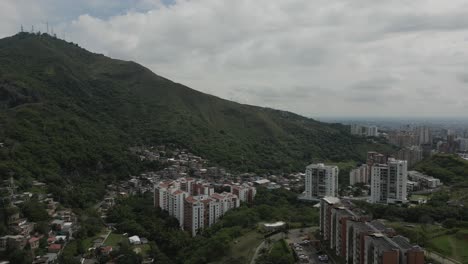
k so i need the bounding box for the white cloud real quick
[1,0,468,117]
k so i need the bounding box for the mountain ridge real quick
[0,32,394,184]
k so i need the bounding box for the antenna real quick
[31,25,34,33]
[46,21,49,34]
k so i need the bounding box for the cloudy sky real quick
[2,0,468,118]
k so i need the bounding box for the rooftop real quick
[322,197,340,204]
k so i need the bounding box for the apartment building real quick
[155,178,247,236]
[231,184,257,204]
[370,159,408,204]
[396,146,423,169]
[320,197,424,264]
[350,164,369,185]
[304,163,339,200]
[408,171,441,189]
[351,124,378,137]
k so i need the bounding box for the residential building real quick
[320,197,425,264]
[414,126,432,145]
[396,146,423,169]
[28,236,41,250]
[371,159,408,204]
[231,184,256,204]
[351,124,378,137]
[456,138,468,152]
[304,163,339,200]
[364,234,400,264]
[408,171,441,189]
[184,196,206,236]
[155,177,245,236]
[319,197,340,243]
[350,164,368,185]
[388,132,416,147]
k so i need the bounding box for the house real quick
[129,235,141,245]
[48,243,62,253]
[47,236,56,244]
[100,246,113,256]
[29,236,41,249]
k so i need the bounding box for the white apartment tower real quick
[370,158,408,204]
[305,163,339,199]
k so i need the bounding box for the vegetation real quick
[0,33,394,207]
[415,154,468,184]
[63,187,317,264]
[386,222,468,263]
[256,239,295,264]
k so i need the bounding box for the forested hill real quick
[0,32,393,181]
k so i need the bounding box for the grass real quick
[103,232,125,247]
[409,194,429,201]
[62,228,108,258]
[269,239,295,264]
[387,221,468,263]
[213,230,264,263]
[429,234,468,263]
[131,244,151,256]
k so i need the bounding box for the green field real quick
[387,221,468,263]
[103,233,125,247]
[429,234,468,263]
[268,239,295,264]
[213,230,264,263]
[132,244,151,256]
[409,194,429,202]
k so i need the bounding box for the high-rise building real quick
[396,146,422,169]
[414,126,432,145]
[304,163,339,199]
[371,159,408,204]
[349,164,368,185]
[456,138,468,152]
[154,178,248,236]
[184,196,205,236]
[351,124,378,137]
[231,184,257,204]
[388,132,416,147]
[320,197,425,264]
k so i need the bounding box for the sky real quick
[1,0,468,118]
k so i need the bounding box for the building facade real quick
[320,197,425,264]
[305,164,339,200]
[154,178,247,236]
[396,146,423,169]
[350,164,369,185]
[371,159,408,204]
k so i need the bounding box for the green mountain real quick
[0,33,393,184]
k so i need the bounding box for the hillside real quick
[0,33,393,185]
[415,154,468,184]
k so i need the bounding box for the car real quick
[318,254,329,263]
